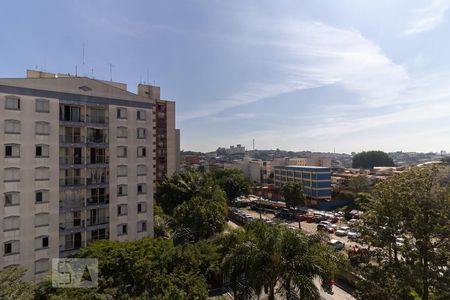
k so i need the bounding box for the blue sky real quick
[1,0,450,153]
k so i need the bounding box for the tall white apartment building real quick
[0,70,179,280]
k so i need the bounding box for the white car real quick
[396,237,405,247]
[328,239,345,251]
[335,229,348,237]
[347,230,361,239]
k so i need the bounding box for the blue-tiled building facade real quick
[274,165,332,203]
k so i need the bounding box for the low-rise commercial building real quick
[274,165,332,204]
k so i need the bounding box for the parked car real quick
[347,230,361,239]
[325,225,336,233]
[306,215,316,223]
[328,239,345,251]
[396,237,405,247]
[335,226,350,237]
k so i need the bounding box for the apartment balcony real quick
[59,156,85,168]
[60,115,84,125]
[86,135,108,146]
[86,216,109,228]
[86,195,109,207]
[60,134,85,145]
[86,116,108,127]
[60,176,84,188]
[59,198,85,211]
[86,234,109,245]
[59,241,83,253]
[59,220,85,232]
[86,175,108,188]
[87,155,109,167]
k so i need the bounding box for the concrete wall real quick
[0,92,60,280]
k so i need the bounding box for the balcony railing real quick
[86,135,108,144]
[60,176,84,187]
[87,234,109,245]
[86,115,107,124]
[86,175,108,186]
[60,198,84,209]
[60,135,85,144]
[87,216,109,227]
[59,220,84,230]
[88,155,109,165]
[60,156,85,165]
[60,113,84,123]
[86,195,109,206]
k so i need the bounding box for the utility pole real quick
[109,63,115,81]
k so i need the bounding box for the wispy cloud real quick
[179,19,409,121]
[404,0,450,35]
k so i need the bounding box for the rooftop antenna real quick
[75,65,78,77]
[253,139,255,151]
[82,42,85,66]
[146,68,149,85]
[109,63,115,81]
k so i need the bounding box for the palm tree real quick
[221,221,347,300]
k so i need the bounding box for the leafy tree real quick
[220,221,348,300]
[281,181,305,210]
[156,169,214,215]
[347,176,370,193]
[357,166,450,300]
[352,151,394,169]
[40,238,219,299]
[0,266,36,300]
[173,187,228,242]
[212,169,251,203]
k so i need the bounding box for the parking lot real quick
[233,207,362,252]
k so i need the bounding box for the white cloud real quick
[404,0,450,35]
[179,19,409,121]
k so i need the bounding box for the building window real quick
[137,165,147,176]
[137,147,146,158]
[35,167,50,181]
[137,221,147,233]
[137,128,146,139]
[35,258,49,274]
[5,96,20,110]
[34,213,49,227]
[117,204,128,216]
[4,119,21,134]
[5,144,20,158]
[3,216,20,231]
[117,184,128,196]
[35,236,49,250]
[137,183,147,194]
[137,110,146,120]
[137,202,147,213]
[117,108,127,119]
[117,224,127,236]
[35,190,50,203]
[117,146,127,158]
[117,126,128,138]
[117,165,128,177]
[35,121,50,135]
[36,144,50,158]
[35,99,50,113]
[4,192,19,206]
[4,240,20,255]
[4,168,20,182]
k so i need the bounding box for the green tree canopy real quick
[173,187,228,242]
[0,266,36,300]
[346,176,371,193]
[281,181,305,210]
[352,151,394,169]
[211,169,251,203]
[356,166,450,300]
[220,221,348,300]
[39,238,220,300]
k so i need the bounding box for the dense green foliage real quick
[211,169,251,203]
[355,166,450,300]
[346,176,370,193]
[352,150,394,169]
[219,221,348,300]
[36,238,220,300]
[0,267,36,300]
[281,181,305,210]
